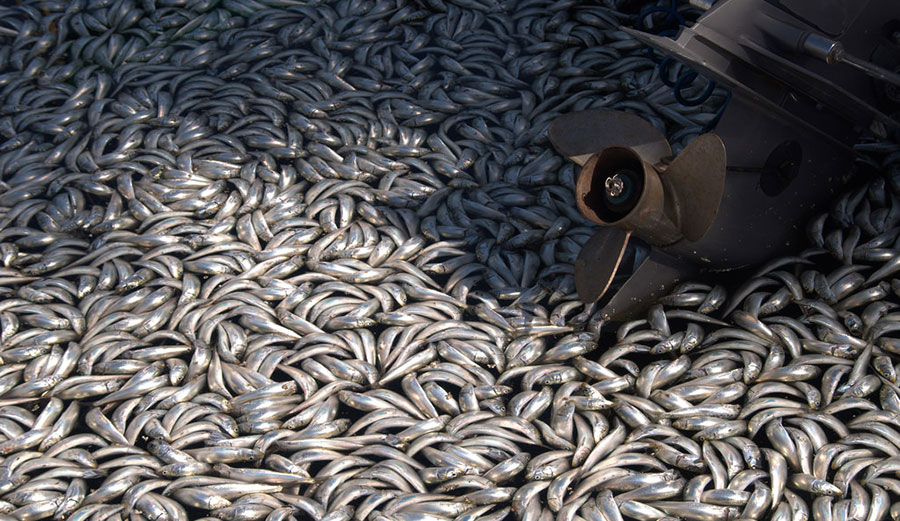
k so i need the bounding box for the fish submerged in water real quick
[0,0,898,520]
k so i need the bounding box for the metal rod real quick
[835,49,900,89]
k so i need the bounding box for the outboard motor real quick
[549,0,900,320]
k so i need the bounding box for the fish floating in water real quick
[0,0,899,521]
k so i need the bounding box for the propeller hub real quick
[577,147,682,247]
[579,148,646,224]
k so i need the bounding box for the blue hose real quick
[636,0,730,129]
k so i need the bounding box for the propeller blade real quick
[599,249,697,321]
[548,109,672,166]
[574,227,632,303]
[662,133,727,242]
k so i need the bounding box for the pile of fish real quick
[0,0,898,520]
